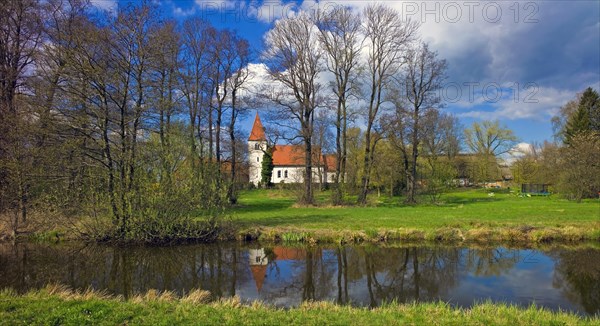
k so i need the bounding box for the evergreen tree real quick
[564,87,599,145]
[580,87,600,132]
[260,147,274,188]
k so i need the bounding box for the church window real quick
[257,157,259,162]
[277,170,281,178]
[284,170,288,178]
[254,143,260,150]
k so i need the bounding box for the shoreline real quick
[2,224,600,246]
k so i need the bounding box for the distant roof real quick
[322,154,337,171]
[248,112,266,141]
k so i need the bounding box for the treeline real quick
[512,88,600,201]
[0,0,251,241]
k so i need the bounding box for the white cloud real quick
[456,86,575,121]
[90,0,117,12]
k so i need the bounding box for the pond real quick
[1,242,599,316]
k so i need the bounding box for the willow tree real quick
[464,120,518,183]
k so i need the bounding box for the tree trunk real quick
[228,92,237,204]
[303,136,314,205]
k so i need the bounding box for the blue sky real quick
[93,0,600,145]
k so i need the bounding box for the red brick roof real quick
[248,113,266,141]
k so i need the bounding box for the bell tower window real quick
[254,143,260,150]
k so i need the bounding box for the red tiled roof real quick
[322,154,337,172]
[271,145,327,167]
[248,113,266,141]
[272,145,304,166]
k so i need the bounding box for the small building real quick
[248,113,336,186]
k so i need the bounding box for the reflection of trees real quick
[463,248,520,277]
[3,243,599,314]
[0,243,249,298]
[257,247,337,305]
[362,246,461,306]
[552,249,600,315]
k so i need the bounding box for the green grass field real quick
[1,287,597,325]
[229,188,600,243]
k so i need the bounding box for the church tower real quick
[248,113,267,186]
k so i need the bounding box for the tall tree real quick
[180,18,213,175]
[148,20,181,189]
[316,6,362,203]
[262,12,324,205]
[0,0,43,226]
[357,4,418,205]
[399,43,447,204]
[226,34,250,204]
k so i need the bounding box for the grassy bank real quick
[231,189,600,244]
[1,286,597,325]
[2,188,599,245]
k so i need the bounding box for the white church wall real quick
[248,140,266,186]
[271,167,326,184]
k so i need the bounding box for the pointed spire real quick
[248,112,267,141]
[250,265,267,292]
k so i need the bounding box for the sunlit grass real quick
[229,188,600,243]
[1,286,596,325]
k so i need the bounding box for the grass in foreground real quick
[230,188,600,244]
[1,285,597,325]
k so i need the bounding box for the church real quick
[248,113,337,186]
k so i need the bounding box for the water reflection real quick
[0,243,599,315]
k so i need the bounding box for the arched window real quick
[277,170,281,178]
[254,143,260,150]
[257,157,259,162]
[284,170,288,178]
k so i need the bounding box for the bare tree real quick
[0,0,43,227]
[210,29,238,165]
[400,43,447,204]
[226,35,250,204]
[148,20,181,188]
[180,18,213,175]
[262,12,324,205]
[316,6,362,203]
[357,4,418,205]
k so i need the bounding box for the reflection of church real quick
[248,247,309,292]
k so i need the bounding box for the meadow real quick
[230,188,600,243]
